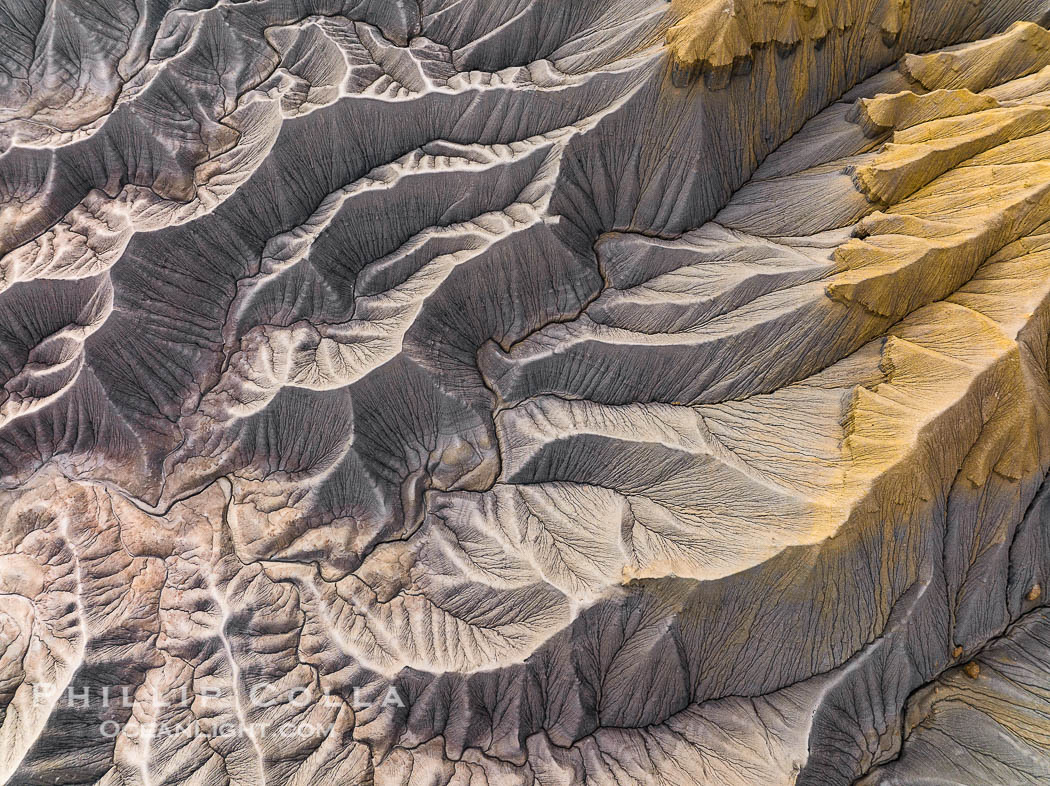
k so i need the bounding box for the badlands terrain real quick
[3,0,1050,783]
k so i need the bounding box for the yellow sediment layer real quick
[665,0,906,70]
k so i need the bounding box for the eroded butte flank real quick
[3,1,1050,784]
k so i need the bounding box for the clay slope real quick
[3,1,1050,785]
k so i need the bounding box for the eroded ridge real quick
[3,4,1050,786]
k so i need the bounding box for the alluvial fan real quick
[3,0,1050,784]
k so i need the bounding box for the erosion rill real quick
[2,1,1050,784]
